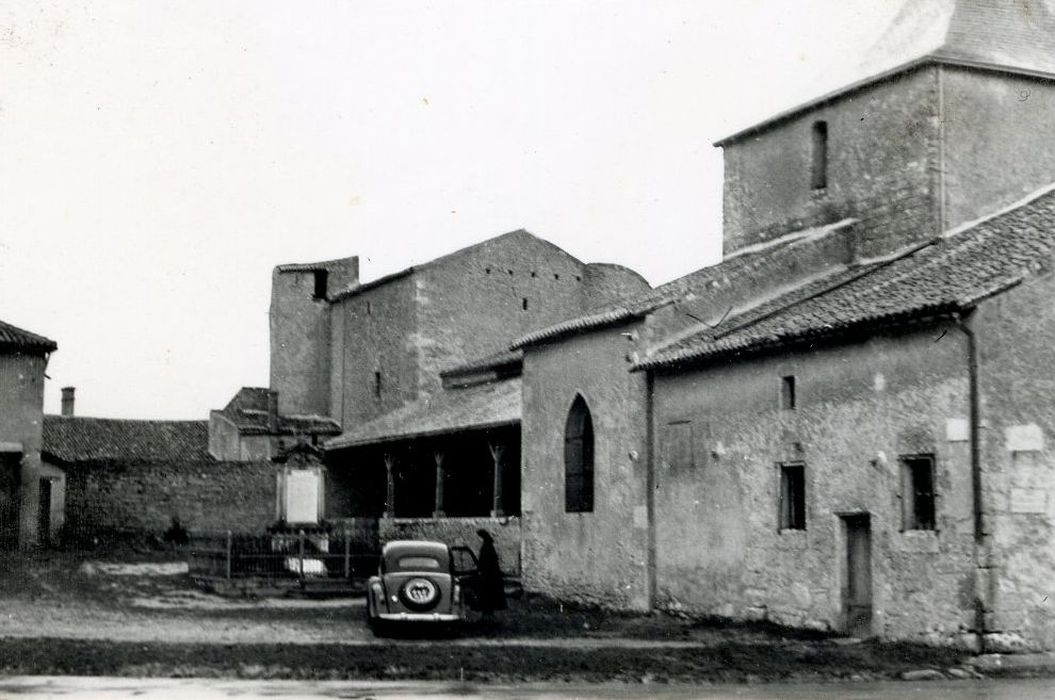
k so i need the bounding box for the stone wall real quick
[651,325,976,647]
[520,324,651,610]
[415,231,645,398]
[0,353,48,547]
[974,267,1055,652]
[329,273,420,430]
[722,67,940,260]
[62,459,279,541]
[943,67,1055,235]
[379,516,521,577]
[270,258,358,418]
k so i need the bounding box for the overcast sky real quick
[1,0,905,419]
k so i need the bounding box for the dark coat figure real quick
[476,529,506,614]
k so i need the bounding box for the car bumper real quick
[375,612,462,622]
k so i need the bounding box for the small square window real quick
[901,455,936,530]
[781,375,796,410]
[779,463,806,530]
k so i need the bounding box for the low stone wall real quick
[379,516,521,577]
[60,459,278,543]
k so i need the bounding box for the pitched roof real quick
[440,349,523,378]
[512,219,855,349]
[0,319,57,354]
[42,416,211,464]
[859,0,1055,79]
[637,184,1055,371]
[326,378,521,450]
[328,229,565,303]
[215,387,341,436]
[718,0,1055,145]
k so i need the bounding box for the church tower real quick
[718,0,1055,261]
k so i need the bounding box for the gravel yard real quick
[0,551,981,684]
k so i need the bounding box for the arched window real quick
[564,395,594,513]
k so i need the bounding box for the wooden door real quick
[844,514,872,636]
[0,456,20,549]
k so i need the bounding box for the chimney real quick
[61,387,75,417]
[267,390,279,433]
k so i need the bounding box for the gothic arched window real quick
[564,395,594,513]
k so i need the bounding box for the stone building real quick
[254,0,1055,650]
[43,389,281,542]
[256,229,649,564]
[512,0,1055,652]
[0,319,58,549]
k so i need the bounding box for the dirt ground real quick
[0,551,986,683]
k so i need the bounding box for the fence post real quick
[298,529,305,584]
[225,530,233,581]
[343,527,351,579]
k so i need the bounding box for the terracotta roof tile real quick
[42,416,211,464]
[327,378,520,450]
[0,319,57,354]
[638,185,1055,370]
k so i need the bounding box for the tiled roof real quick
[860,0,1055,79]
[718,0,1055,145]
[275,257,355,273]
[326,378,520,450]
[42,416,211,464]
[216,387,341,436]
[0,319,57,353]
[512,219,855,349]
[638,185,1055,371]
[441,349,523,378]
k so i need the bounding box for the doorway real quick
[0,455,21,549]
[842,513,873,637]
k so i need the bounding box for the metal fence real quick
[187,529,379,590]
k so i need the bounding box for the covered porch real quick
[324,379,522,573]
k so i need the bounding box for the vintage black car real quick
[366,539,480,632]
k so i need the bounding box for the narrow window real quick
[564,395,594,513]
[522,298,528,310]
[373,370,382,399]
[779,463,806,530]
[366,301,372,316]
[811,121,828,190]
[312,270,329,300]
[901,455,936,530]
[781,375,796,410]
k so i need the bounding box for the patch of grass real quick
[0,637,969,684]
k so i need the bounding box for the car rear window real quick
[396,556,442,570]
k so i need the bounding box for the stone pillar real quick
[489,441,505,518]
[383,453,395,518]
[432,450,445,518]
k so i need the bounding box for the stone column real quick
[432,450,445,518]
[383,453,395,518]
[489,441,505,518]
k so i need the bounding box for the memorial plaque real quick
[285,470,320,524]
[1010,487,1048,514]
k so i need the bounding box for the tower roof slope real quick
[718,0,1055,145]
[859,0,1055,78]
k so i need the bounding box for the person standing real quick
[475,529,506,618]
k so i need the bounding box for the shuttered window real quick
[564,395,594,513]
[901,455,936,530]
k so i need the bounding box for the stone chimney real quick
[61,387,75,417]
[267,390,280,433]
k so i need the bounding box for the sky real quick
[0,0,906,419]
